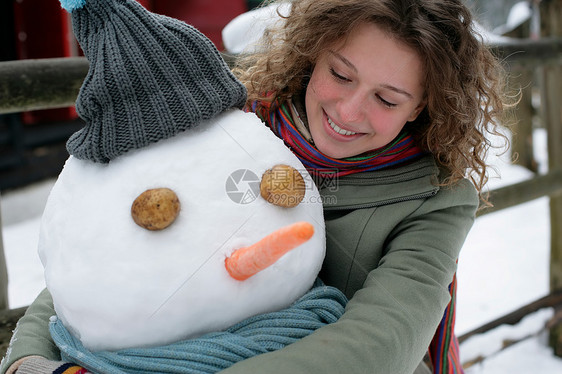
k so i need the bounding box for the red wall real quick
[152,0,247,50]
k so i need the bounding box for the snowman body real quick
[39,110,325,351]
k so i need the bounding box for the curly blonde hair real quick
[234,0,513,199]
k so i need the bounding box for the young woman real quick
[224,0,509,373]
[1,0,510,373]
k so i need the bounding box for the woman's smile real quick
[324,111,362,139]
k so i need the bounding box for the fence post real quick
[502,12,537,172]
[540,0,562,356]
[0,198,8,310]
[509,69,536,171]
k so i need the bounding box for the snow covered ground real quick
[1,128,562,371]
[455,128,562,372]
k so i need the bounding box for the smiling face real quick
[305,22,427,159]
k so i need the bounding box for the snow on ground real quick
[1,180,52,308]
[457,128,550,335]
[1,128,562,371]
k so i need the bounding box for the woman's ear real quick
[407,99,427,122]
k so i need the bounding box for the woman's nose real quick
[337,91,365,123]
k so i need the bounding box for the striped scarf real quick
[247,97,464,374]
[247,98,425,177]
[429,274,465,374]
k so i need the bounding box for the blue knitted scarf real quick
[50,284,347,374]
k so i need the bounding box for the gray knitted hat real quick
[61,0,247,163]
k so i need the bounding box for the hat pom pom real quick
[60,0,87,12]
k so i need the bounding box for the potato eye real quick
[260,165,305,208]
[131,188,180,231]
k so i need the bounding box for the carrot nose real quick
[225,222,315,281]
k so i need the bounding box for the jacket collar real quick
[319,155,440,210]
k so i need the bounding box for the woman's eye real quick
[376,95,397,108]
[329,68,350,82]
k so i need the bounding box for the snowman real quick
[38,0,346,372]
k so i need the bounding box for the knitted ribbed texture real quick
[63,0,247,163]
[50,285,347,374]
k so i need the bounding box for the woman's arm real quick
[219,180,478,374]
[0,289,59,374]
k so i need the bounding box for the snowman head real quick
[41,0,326,352]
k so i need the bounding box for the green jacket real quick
[0,155,478,374]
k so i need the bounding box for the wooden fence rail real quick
[0,57,88,115]
[0,38,561,115]
[479,168,562,217]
